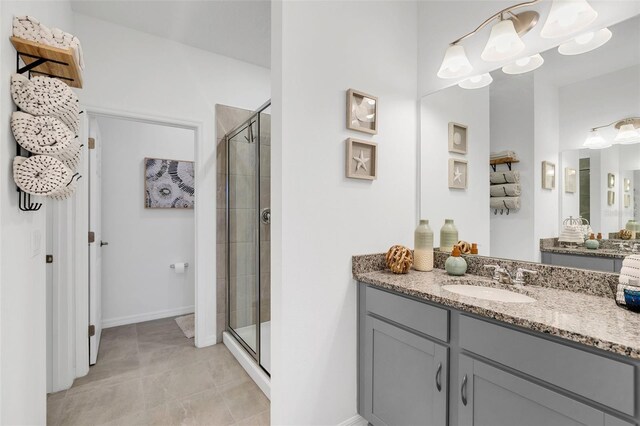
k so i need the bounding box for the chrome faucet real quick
[514,268,538,287]
[484,265,538,286]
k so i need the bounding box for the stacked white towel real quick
[617,255,640,305]
[490,150,518,161]
[12,16,85,70]
[490,170,520,184]
[490,183,521,197]
[13,155,76,199]
[11,74,80,136]
[11,111,75,156]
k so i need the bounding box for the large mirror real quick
[420,11,640,272]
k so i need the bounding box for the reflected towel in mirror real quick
[490,170,520,184]
[490,183,521,197]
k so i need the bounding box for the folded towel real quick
[490,196,520,210]
[13,155,72,196]
[617,255,640,305]
[490,150,518,160]
[490,183,521,197]
[11,74,80,135]
[490,170,520,184]
[11,111,75,156]
[13,16,85,70]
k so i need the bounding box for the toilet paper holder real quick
[170,263,189,269]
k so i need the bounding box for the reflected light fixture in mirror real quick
[458,73,493,89]
[583,130,611,150]
[558,28,612,55]
[437,45,473,79]
[615,122,640,145]
[540,0,598,39]
[481,18,526,61]
[502,53,544,74]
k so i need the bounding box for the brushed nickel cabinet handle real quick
[461,374,468,406]
[435,362,442,392]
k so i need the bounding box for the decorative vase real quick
[585,234,599,250]
[445,246,467,276]
[626,220,638,239]
[439,219,458,253]
[414,220,433,272]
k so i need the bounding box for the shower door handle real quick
[261,208,271,225]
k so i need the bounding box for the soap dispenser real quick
[445,246,467,276]
[585,233,600,250]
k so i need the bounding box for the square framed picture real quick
[448,158,468,190]
[608,190,616,206]
[542,161,556,190]
[346,89,378,135]
[625,178,631,192]
[564,167,576,193]
[346,138,377,180]
[144,158,195,209]
[625,193,631,208]
[608,173,615,188]
[448,122,468,154]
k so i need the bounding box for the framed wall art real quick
[346,138,377,180]
[448,122,468,154]
[564,167,576,193]
[608,190,616,206]
[542,161,556,190]
[145,157,195,209]
[346,89,378,135]
[448,158,468,190]
[608,173,615,188]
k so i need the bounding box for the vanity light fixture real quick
[502,53,544,74]
[540,0,598,39]
[458,73,493,89]
[583,118,640,149]
[481,18,526,61]
[558,27,612,55]
[437,45,473,79]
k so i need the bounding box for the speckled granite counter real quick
[353,253,640,359]
[540,237,630,259]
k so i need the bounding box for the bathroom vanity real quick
[354,253,640,426]
[540,238,633,273]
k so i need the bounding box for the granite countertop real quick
[540,245,629,259]
[354,260,640,359]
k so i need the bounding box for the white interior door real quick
[89,118,103,365]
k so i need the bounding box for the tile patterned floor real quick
[47,317,270,426]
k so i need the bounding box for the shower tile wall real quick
[216,104,253,343]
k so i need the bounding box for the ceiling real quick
[70,0,271,68]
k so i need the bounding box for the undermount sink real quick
[442,284,536,303]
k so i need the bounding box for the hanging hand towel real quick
[489,196,520,210]
[490,170,520,184]
[11,74,80,135]
[490,183,521,197]
[13,16,85,70]
[617,255,640,305]
[13,155,72,196]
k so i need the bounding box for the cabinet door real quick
[458,355,609,426]
[363,315,447,426]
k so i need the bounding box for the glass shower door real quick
[227,119,259,354]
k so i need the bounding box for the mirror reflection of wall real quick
[420,12,640,264]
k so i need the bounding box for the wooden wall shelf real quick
[10,36,82,88]
[489,157,520,166]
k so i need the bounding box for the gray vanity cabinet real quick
[457,354,627,426]
[541,252,623,273]
[362,315,448,426]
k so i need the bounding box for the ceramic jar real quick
[439,219,458,253]
[445,246,467,276]
[626,220,638,239]
[414,220,434,272]
[585,234,600,250]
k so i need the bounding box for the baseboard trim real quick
[223,331,271,400]
[337,414,368,426]
[102,306,194,328]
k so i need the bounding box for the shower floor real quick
[234,321,271,373]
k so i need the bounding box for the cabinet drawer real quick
[459,315,635,416]
[365,286,449,342]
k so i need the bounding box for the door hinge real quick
[88,231,95,243]
[88,324,95,337]
[88,137,95,150]
[46,254,53,264]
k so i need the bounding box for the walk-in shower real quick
[224,101,271,375]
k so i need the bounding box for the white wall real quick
[73,13,270,345]
[98,117,195,327]
[0,2,74,423]
[490,74,535,260]
[560,150,580,223]
[421,86,490,253]
[271,1,418,424]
